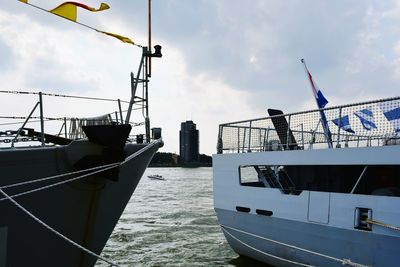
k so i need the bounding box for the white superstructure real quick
[213,97,400,267]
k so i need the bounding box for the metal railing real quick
[0,90,148,147]
[217,96,400,153]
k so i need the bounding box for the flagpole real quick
[300,59,319,108]
[301,59,333,148]
[148,0,152,77]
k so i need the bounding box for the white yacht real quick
[213,97,400,267]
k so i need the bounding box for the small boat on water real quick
[213,96,400,267]
[148,174,165,180]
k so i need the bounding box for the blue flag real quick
[380,100,400,133]
[354,107,377,131]
[332,115,355,134]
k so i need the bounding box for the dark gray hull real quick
[216,208,400,267]
[0,140,159,267]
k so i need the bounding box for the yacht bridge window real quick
[239,165,400,196]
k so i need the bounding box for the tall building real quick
[179,120,199,163]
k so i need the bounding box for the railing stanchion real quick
[64,117,67,138]
[118,99,123,124]
[286,115,291,149]
[300,123,304,148]
[39,92,45,146]
[336,107,342,148]
[237,128,240,153]
[242,128,246,153]
[248,121,252,152]
[263,128,267,151]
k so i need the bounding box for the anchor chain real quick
[0,137,39,143]
[0,130,19,136]
[0,129,40,143]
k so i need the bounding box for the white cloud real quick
[1,1,400,154]
[149,43,257,154]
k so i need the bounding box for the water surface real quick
[96,167,268,266]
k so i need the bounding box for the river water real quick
[95,167,268,267]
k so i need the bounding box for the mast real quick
[125,0,162,143]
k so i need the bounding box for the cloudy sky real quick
[1,0,400,154]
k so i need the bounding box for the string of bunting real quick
[18,0,139,47]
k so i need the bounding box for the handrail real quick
[218,96,400,153]
[220,96,400,126]
[39,92,45,146]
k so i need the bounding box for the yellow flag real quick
[50,2,110,21]
[18,1,136,46]
[99,31,135,45]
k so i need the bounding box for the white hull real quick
[213,146,400,266]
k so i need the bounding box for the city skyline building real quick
[179,120,199,163]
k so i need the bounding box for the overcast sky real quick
[1,0,400,154]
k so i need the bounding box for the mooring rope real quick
[0,163,119,201]
[1,140,161,202]
[1,162,120,189]
[366,219,400,232]
[0,139,162,266]
[0,187,122,267]
[221,226,315,267]
[220,224,370,267]
[121,139,162,164]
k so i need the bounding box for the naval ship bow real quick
[0,2,163,266]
